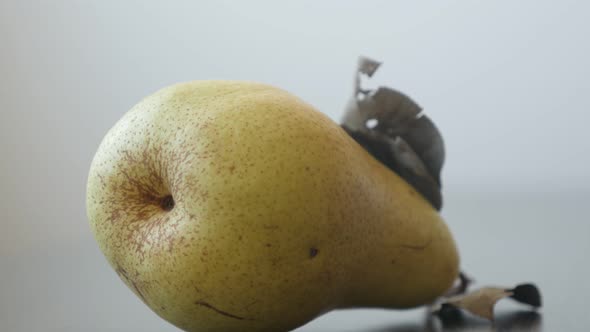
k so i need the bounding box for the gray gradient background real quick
[1,1,589,331]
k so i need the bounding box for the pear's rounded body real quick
[87,81,459,332]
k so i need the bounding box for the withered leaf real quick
[341,56,445,210]
[340,126,442,210]
[356,56,381,77]
[444,287,512,321]
[433,283,542,322]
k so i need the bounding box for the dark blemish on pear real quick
[160,195,175,211]
[116,266,148,304]
[195,301,254,321]
[309,247,318,258]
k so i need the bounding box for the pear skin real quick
[86,81,460,332]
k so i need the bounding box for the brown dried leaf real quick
[390,136,442,209]
[444,287,512,321]
[434,283,542,322]
[357,56,381,77]
[341,56,444,210]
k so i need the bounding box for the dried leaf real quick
[341,56,444,210]
[401,115,445,186]
[445,287,512,321]
[390,136,442,209]
[340,126,442,210]
[433,283,543,322]
[357,56,381,77]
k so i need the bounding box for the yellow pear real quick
[86,81,459,332]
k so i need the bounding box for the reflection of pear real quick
[87,81,460,332]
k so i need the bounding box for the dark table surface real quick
[1,191,587,331]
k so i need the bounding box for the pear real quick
[86,81,459,332]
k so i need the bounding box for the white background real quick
[1,1,589,331]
